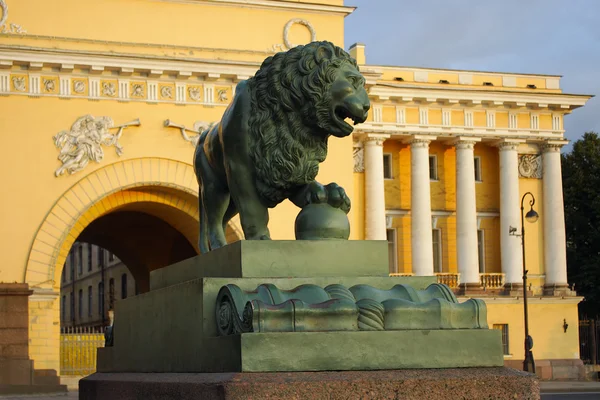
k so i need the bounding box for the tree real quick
[563,132,600,317]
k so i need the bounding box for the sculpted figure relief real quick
[53,115,140,177]
[193,41,370,252]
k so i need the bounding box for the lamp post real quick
[509,191,539,374]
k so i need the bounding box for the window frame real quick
[383,153,393,180]
[121,274,128,300]
[386,228,398,274]
[477,229,486,273]
[429,155,438,181]
[432,228,443,273]
[474,156,483,182]
[493,324,510,355]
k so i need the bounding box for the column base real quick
[543,284,575,297]
[502,283,528,297]
[456,282,482,295]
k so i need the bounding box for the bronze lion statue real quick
[193,41,370,252]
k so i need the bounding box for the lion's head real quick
[247,41,370,206]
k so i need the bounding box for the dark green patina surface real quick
[215,282,488,335]
[193,41,369,252]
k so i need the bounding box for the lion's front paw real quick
[304,181,328,205]
[325,183,351,214]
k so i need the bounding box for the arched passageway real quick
[24,158,243,373]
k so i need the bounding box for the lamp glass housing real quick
[525,208,539,223]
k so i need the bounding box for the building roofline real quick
[364,63,564,79]
[377,82,595,98]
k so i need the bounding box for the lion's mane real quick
[246,41,359,207]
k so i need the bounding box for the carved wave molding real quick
[216,283,488,336]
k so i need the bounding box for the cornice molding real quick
[0,47,261,78]
[354,122,564,142]
[156,0,355,15]
[368,85,591,111]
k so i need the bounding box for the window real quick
[493,324,510,355]
[474,157,482,182]
[478,229,485,273]
[109,252,115,263]
[442,109,451,126]
[77,246,83,276]
[78,289,83,320]
[88,286,92,317]
[69,291,74,322]
[432,229,442,273]
[387,229,397,273]
[419,108,428,125]
[121,274,128,300]
[509,113,518,129]
[109,278,115,309]
[429,155,438,181]
[530,114,539,130]
[464,110,473,127]
[88,243,93,272]
[98,282,104,316]
[61,295,66,321]
[98,249,105,269]
[486,111,495,128]
[396,107,406,124]
[552,114,561,131]
[383,154,392,179]
[70,251,75,281]
[373,105,383,122]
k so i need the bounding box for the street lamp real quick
[509,191,539,374]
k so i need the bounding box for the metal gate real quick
[579,318,599,365]
[60,326,105,376]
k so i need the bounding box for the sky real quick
[344,0,599,152]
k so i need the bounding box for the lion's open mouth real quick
[335,106,363,127]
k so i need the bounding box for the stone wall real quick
[0,283,34,385]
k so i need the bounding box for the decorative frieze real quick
[518,154,542,179]
[53,115,141,177]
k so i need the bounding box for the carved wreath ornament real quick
[270,18,317,52]
[518,154,542,179]
[0,0,27,34]
[53,115,141,177]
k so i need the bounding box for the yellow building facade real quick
[0,0,591,380]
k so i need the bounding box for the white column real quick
[542,142,568,288]
[410,136,436,276]
[455,137,481,286]
[497,140,524,285]
[364,135,388,240]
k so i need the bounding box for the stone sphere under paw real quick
[294,203,350,240]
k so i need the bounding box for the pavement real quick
[0,381,599,399]
[540,381,600,393]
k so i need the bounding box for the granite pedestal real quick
[81,240,538,399]
[80,368,539,400]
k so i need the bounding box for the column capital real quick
[363,134,390,146]
[405,134,437,148]
[493,139,525,152]
[453,136,481,150]
[542,140,568,153]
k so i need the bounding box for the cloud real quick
[345,0,599,148]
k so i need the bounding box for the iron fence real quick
[579,318,599,365]
[60,326,105,376]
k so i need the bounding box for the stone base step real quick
[80,367,539,400]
